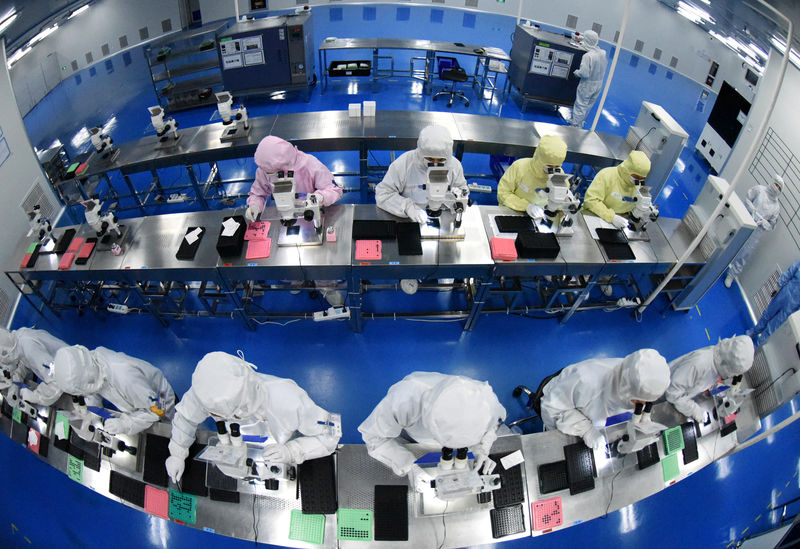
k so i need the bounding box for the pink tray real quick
[532,496,563,530]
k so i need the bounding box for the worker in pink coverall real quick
[245,136,345,307]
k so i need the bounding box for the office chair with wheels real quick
[433,56,470,108]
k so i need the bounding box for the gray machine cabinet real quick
[750,311,800,417]
[217,11,314,95]
[508,25,585,106]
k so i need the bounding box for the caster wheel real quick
[512,386,522,398]
[432,96,438,101]
[447,103,453,108]
[465,101,470,107]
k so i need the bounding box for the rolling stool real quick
[433,56,470,108]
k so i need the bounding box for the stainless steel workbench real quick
[0,385,760,548]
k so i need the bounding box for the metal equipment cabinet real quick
[216,11,315,98]
[144,22,228,112]
[508,25,585,107]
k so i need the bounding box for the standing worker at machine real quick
[665,335,755,423]
[358,372,506,483]
[724,175,783,289]
[165,351,341,485]
[497,134,569,219]
[582,150,652,230]
[245,135,342,223]
[375,125,469,225]
[20,345,176,435]
[538,349,670,450]
[570,30,607,128]
[747,259,800,347]
[0,326,68,390]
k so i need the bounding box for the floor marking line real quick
[705,328,711,340]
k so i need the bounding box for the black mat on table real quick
[209,488,240,504]
[538,460,569,494]
[143,433,170,488]
[490,504,525,538]
[596,228,635,260]
[215,216,246,258]
[374,485,408,541]
[53,228,76,254]
[298,454,337,514]
[564,441,596,495]
[396,223,422,255]
[495,216,534,234]
[68,430,101,472]
[1,400,12,418]
[720,420,738,437]
[515,230,560,259]
[352,220,397,240]
[10,421,28,445]
[681,422,700,464]
[109,470,146,507]
[181,443,208,497]
[490,452,525,508]
[38,435,50,458]
[636,442,660,470]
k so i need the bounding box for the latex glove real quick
[407,464,433,492]
[245,205,260,223]
[165,455,185,484]
[691,408,708,425]
[19,387,36,403]
[611,215,630,230]
[408,207,429,225]
[758,219,771,231]
[102,417,125,435]
[526,203,544,219]
[582,428,605,450]
[262,443,293,464]
[474,454,496,475]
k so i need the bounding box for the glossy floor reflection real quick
[8,4,799,549]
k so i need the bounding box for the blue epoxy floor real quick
[8,5,800,549]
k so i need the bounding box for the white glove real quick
[582,428,605,450]
[102,417,125,435]
[474,454,496,475]
[0,379,10,390]
[262,443,293,464]
[245,205,260,223]
[408,207,429,225]
[758,219,771,231]
[611,215,630,230]
[526,203,544,219]
[165,455,185,484]
[691,408,708,424]
[407,464,433,492]
[20,387,36,403]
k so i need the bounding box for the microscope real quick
[541,169,580,235]
[412,447,501,501]
[4,382,39,419]
[27,205,54,243]
[147,105,179,143]
[66,397,138,457]
[271,172,326,246]
[89,126,117,160]
[422,162,471,229]
[629,185,659,231]
[716,375,753,418]
[215,91,250,141]
[198,414,342,490]
[82,197,122,239]
[615,401,667,454]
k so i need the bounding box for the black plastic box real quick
[515,230,560,259]
[215,216,246,258]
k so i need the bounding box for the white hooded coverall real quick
[665,336,755,422]
[539,349,671,448]
[570,30,608,128]
[0,327,67,391]
[21,345,176,436]
[375,125,468,220]
[166,352,340,483]
[358,371,507,476]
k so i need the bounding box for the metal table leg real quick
[186,165,209,210]
[348,273,363,333]
[464,277,491,331]
[122,174,146,215]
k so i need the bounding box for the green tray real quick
[168,490,197,524]
[337,508,372,541]
[67,455,83,483]
[662,425,685,455]
[661,453,680,482]
[289,510,325,545]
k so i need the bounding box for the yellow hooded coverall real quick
[497,135,568,210]
[581,151,651,222]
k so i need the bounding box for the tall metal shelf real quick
[144,22,228,112]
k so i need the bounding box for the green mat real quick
[168,490,197,524]
[662,425,685,455]
[67,455,83,483]
[337,508,372,541]
[661,453,680,482]
[289,510,325,545]
[11,408,21,423]
[54,412,70,440]
[26,242,38,254]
